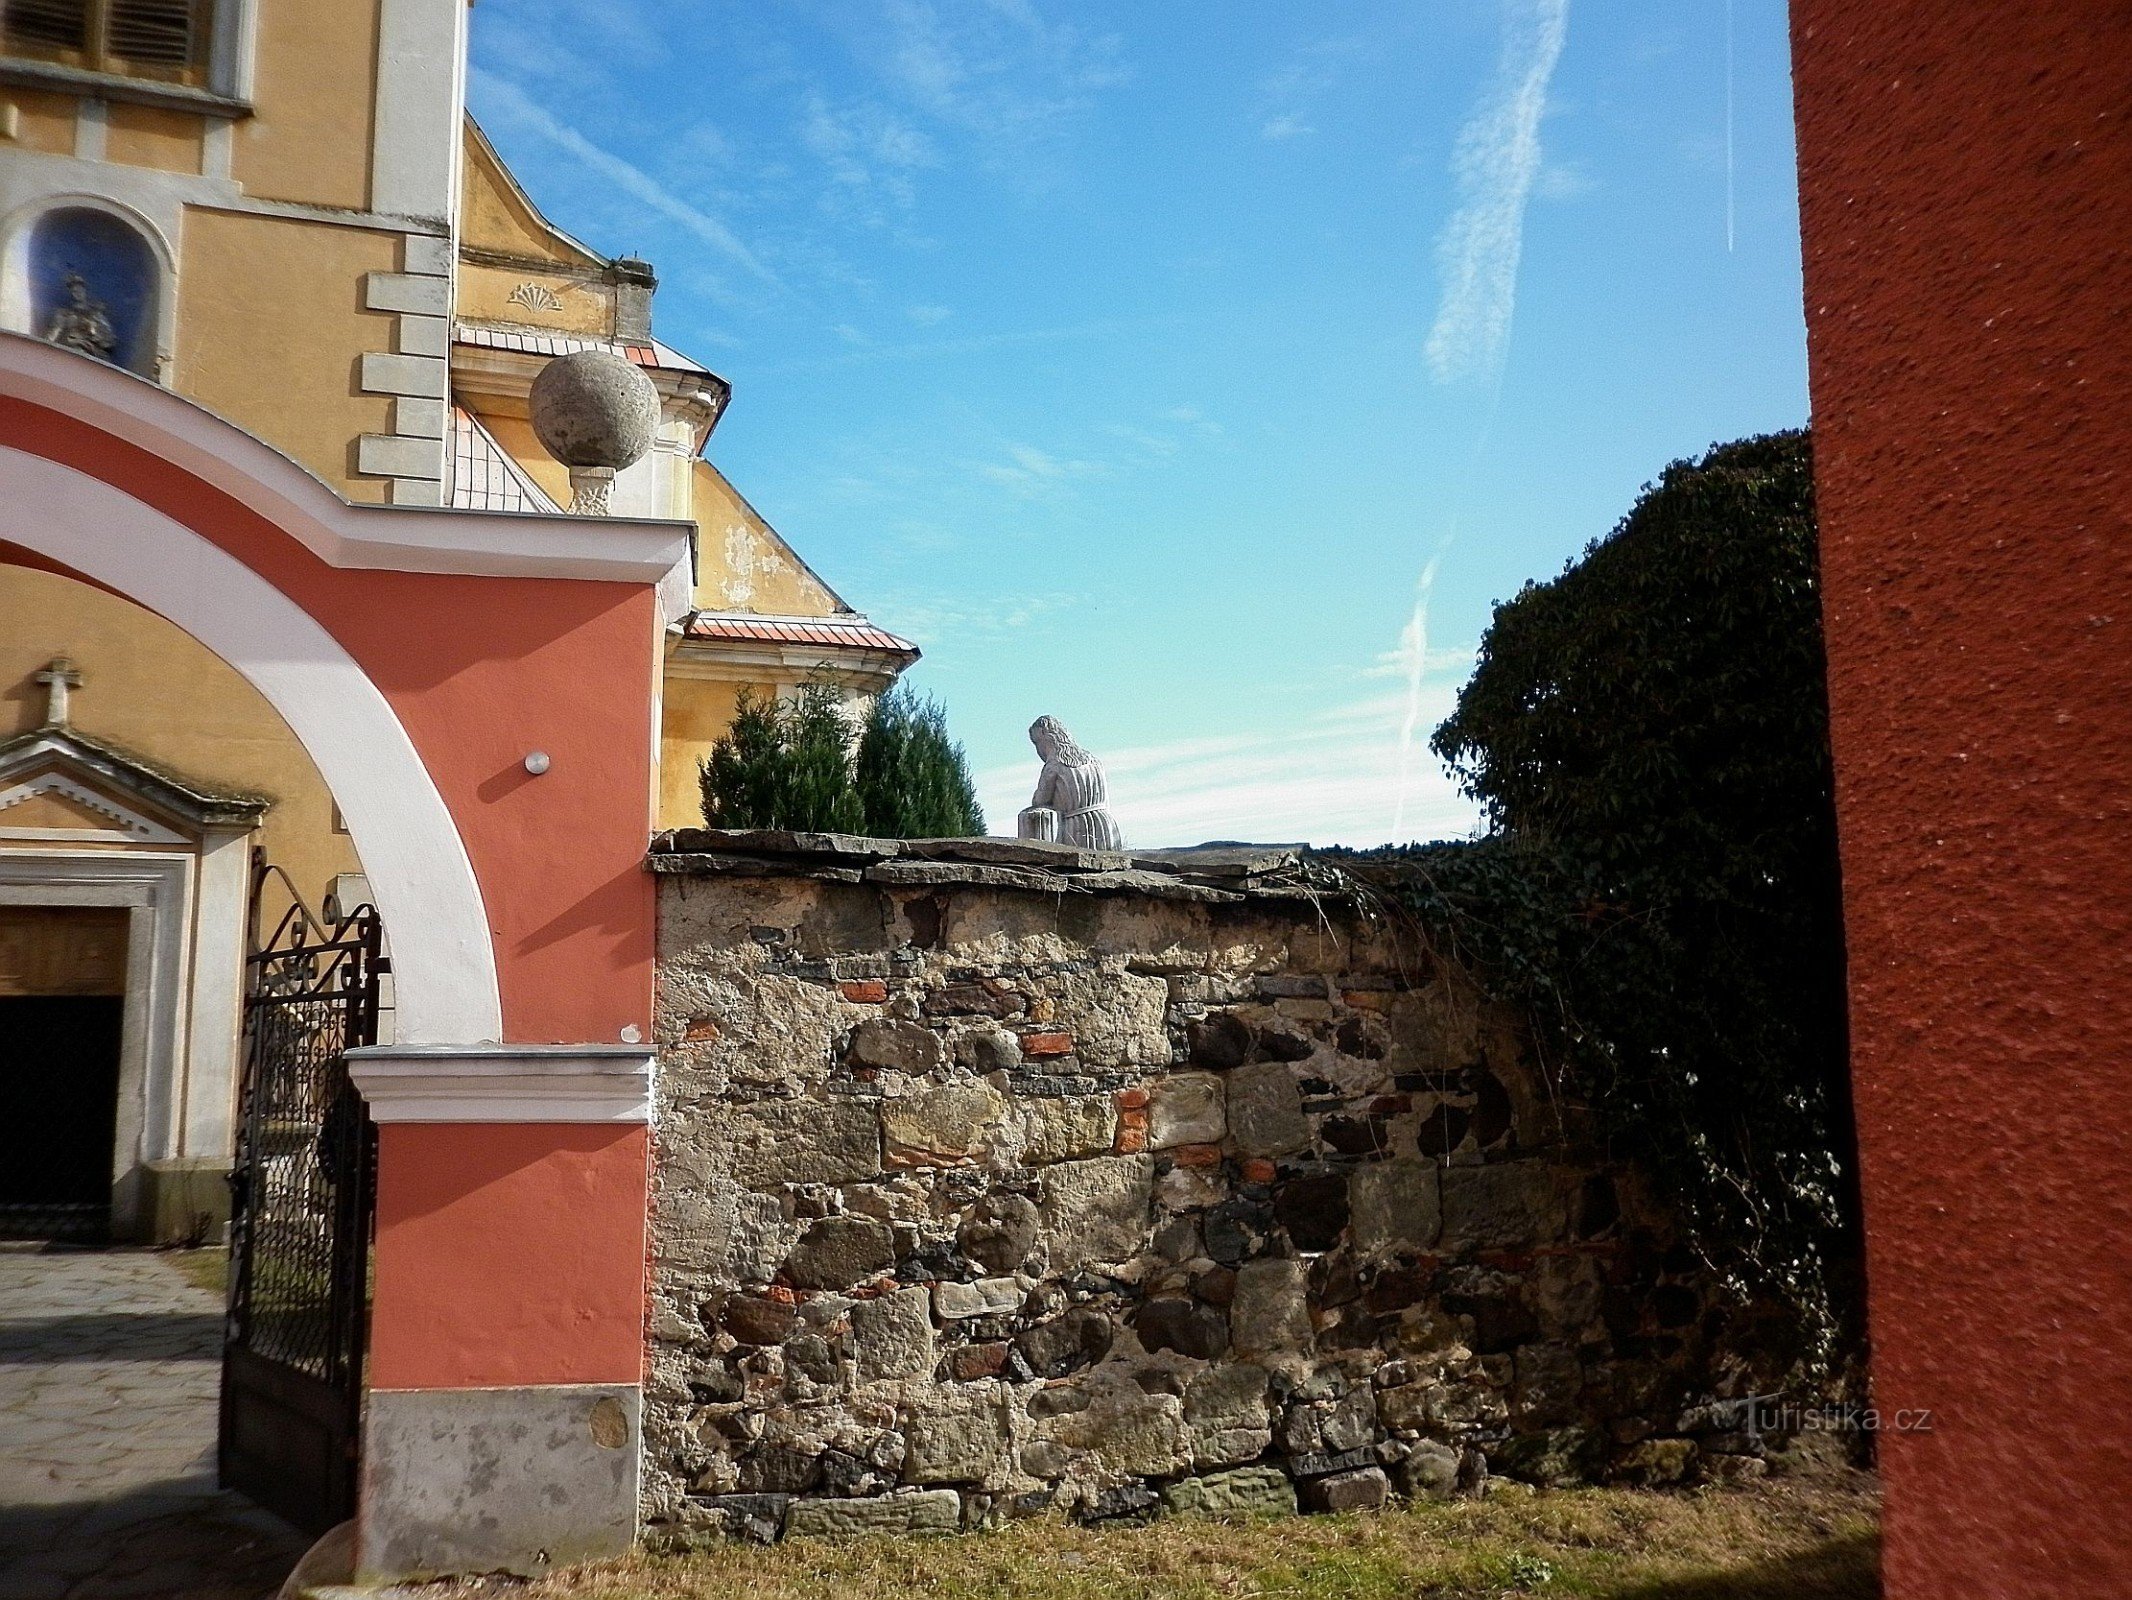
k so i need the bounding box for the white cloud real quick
[1261,113,1314,141]
[907,303,955,324]
[470,69,781,288]
[1423,0,1571,385]
[973,678,1481,851]
[976,442,1107,495]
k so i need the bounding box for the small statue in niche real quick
[1018,715,1124,849]
[45,273,117,364]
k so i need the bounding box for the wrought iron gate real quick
[219,863,385,1535]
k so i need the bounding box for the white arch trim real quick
[0,332,695,616]
[0,444,503,1045]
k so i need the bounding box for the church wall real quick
[3,89,76,156]
[176,209,401,503]
[0,565,361,909]
[456,258,612,337]
[104,105,206,177]
[229,0,384,211]
[691,460,844,617]
[656,676,758,831]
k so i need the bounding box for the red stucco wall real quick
[368,1123,650,1389]
[1789,5,2132,1593]
[0,397,658,1047]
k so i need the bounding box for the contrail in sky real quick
[471,68,782,288]
[1391,539,1454,839]
[1423,0,1570,384]
[1725,0,1736,252]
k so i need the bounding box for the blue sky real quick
[469,0,1808,847]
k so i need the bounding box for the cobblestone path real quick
[0,1248,308,1600]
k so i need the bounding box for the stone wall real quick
[644,833,1783,1542]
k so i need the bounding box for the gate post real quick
[346,1046,654,1581]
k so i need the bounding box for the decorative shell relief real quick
[507,282,565,313]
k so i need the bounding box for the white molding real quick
[0,332,695,586]
[73,98,107,163]
[371,0,468,230]
[0,443,504,1047]
[0,770,191,845]
[348,1046,655,1124]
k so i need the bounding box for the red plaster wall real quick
[0,398,657,1046]
[367,1123,650,1389]
[1788,6,2132,1593]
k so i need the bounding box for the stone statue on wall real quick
[1017,715,1124,849]
[45,274,117,364]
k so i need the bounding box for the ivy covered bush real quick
[699,681,984,838]
[1372,431,1856,1356]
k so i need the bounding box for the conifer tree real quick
[855,685,984,838]
[779,681,865,833]
[697,687,787,828]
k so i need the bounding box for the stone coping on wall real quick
[646,829,1356,905]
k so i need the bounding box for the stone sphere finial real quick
[528,349,661,514]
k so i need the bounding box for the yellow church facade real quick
[0,0,911,1239]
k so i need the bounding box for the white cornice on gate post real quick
[347,1045,654,1124]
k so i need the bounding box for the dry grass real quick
[164,1246,229,1300]
[427,1472,1877,1600]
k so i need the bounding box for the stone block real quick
[1272,1171,1350,1253]
[1300,1467,1390,1513]
[904,1390,1012,1484]
[730,1099,883,1188]
[1439,1162,1569,1253]
[1188,1010,1253,1068]
[357,1384,638,1582]
[852,1287,934,1382]
[1227,1063,1310,1157]
[1396,1440,1461,1500]
[1164,1465,1297,1519]
[1015,1307,1114,1378]
[786,1216,895,1290]
[785,1490,963,1538]
[1038,1155,1154,1264]
[934,1278,1023,1320]
[1349,1160,1441,1257]
[1230,1258,1313,1357]
[1018,1095,1118,1164]
[1133,1297,1229,1359]
[691,1493,789,1544]
[883,1078,1008,1166]
[1149,1072,1226,1147]
[849,1018,943,1073]
[1049,1385,1190,1478]
[957,1193,1039,1274]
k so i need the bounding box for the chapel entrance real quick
[0,905,129,1243]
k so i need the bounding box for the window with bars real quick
[1,0,208,84]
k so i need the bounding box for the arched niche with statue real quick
[0,197,172,380]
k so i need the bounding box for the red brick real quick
[683,1016,720,1042]
[1170,1143,1223,1168]
[1020,1030,1074,1057]
[1240,1158,1278,1184]
[949,1342,1009,1380]
[1114,1110,1149,1154]
[838,979,889,1004]
[1115,1087,1151,1111]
